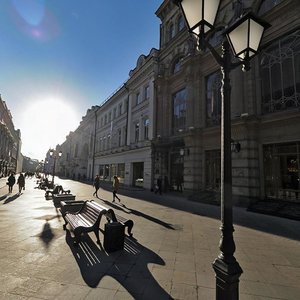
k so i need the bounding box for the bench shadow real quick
[66,230,173,299]
[3,193,20,204]
[101,199,175,230]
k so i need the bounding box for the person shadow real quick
[65,230,173,299]
[3,193,20,204]
[101,199,175,230]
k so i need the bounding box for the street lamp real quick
[49,149,62,185]
[173,1,270,299]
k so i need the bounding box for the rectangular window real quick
[108,112,112,122]
[144,85,150,100]
[136,92,141,105]
[119,103,123,116]
[144,118,149,140]
[206,71,221,126]
[135,122,140,142]
[173,88,187,133]
[118,129,121,147]
[104,114,107,124]
[113,107,117,119]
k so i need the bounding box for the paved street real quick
[0,176,300,300]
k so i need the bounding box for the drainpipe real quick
[124,83,130,145]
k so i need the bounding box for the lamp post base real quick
[212,257,243,300]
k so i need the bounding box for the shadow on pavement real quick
[3,193,20,204]
[99,186,300,242]
[101,199,175,230]
[66,230,172,299]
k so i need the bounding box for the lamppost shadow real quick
[65,230,173,299]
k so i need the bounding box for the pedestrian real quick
[112,175,121,202]
[93,174,100,198]
[17,173,25,194]
[155,176,162,195]
[7,173,16,193]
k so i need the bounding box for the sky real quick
[0,0,163,160]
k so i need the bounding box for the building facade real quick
[0,95,22,176]
[56,0,300,206]
[154,0,300,204]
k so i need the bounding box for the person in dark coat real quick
[93,174,100,198]
[17,173,25,194]
[7,173,16,193]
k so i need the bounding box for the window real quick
[144,85,150,100]
[113,107,117,119]
[108,112,111,122]
[258,0,284,16]
[107,135,111,149]
[261,30,300,114]
[173,89,187,133]
[135,122,140,142]
[135,92,141,105]
[169,23,175,40]
[144,118,149,140]
[173,57,183,74]
[206,71,221,126]
[104,114,107,124]
[177,15,185,32]
[119,103,123,116]
[118,129,121,147]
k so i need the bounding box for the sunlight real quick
[20,98,81,160]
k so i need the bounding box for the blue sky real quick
[0,0,163,160]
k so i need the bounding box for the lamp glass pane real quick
[203,0,220,32]
[181,0,202,31]
[227,19,249,56]
[249,19,264,53]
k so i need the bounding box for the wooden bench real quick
[91,201,134,237]
[62,201,116,245]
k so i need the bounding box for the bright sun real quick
[20,98,80,160]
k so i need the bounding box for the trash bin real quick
[104,222,125,253]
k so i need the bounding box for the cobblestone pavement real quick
[0,176,300,299]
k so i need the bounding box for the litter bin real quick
[104,222,125,253]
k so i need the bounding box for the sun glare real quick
[19,98,80,160]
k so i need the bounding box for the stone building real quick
[154,0,300,204]
[0,95,22,176]
[90,48,158,189]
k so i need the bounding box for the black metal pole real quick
[52,156,56,185]
[212,41,243,300]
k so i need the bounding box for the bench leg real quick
[63,220,68,230]
[94,228,100,244]
[124,220,134,237]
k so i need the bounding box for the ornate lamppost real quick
[49,149,62,185]
[173,0,270,299]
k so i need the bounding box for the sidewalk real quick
[0,176,300,299]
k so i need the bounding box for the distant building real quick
[0,95,22,176]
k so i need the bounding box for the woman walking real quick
[17,173,25,194]
[112,175,121,202]
[93,174,100,198]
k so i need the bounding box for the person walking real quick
[112,175,121,202]
[17,173,25,194]
[7,173,16,193]
[93,174,100,198]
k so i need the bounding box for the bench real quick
[62,201,116,245]
[45,185,71,198]
[53,193,76,207]
[91,201,134,237]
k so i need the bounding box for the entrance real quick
[132,162,144,187]
[205,150,221,192]
[264,142,300,201]
[170,152,184,191]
